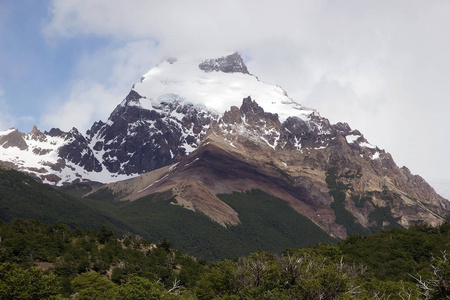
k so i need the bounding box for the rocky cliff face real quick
[213,98,450,236]
[86,90,217,175]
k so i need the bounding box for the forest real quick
[0,218,449,299]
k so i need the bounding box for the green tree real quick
[194,260,238,299]
[118,275,165,299]
[98,226,114,244]
[0,262,60,299]
[158,237,172,253]
[71,272,118,299]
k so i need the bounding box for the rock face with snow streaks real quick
[86,90,217,175]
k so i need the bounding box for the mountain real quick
[89,96,450,239]
[1,52,449,244]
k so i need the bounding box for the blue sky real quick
[1,1,86,129]
[0,0,129,132]
[0,0,57,129]
[1,0,450,193]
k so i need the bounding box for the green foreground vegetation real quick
[0,168,335,260]
[0,219,449,299]
[82,189,336,260]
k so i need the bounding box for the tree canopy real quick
[0,218,449,299]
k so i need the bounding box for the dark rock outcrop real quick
[58,128,103,173]
[199,52,249,74]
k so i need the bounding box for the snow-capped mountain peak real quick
[135,52,316,123]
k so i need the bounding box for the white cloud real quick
[40,40,162,132]
[41,80,116,131]
[43,0,324,55]
[42,0,450,184]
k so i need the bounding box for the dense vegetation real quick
[82,189,336,260]
[0,168,131,233]
[0,168,336,260]
[0,219,449,299]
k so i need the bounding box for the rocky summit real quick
[1,52,449,240]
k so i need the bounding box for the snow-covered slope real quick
[0,127,64,178]
[0,126,132,184]
[134,52,316,123]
